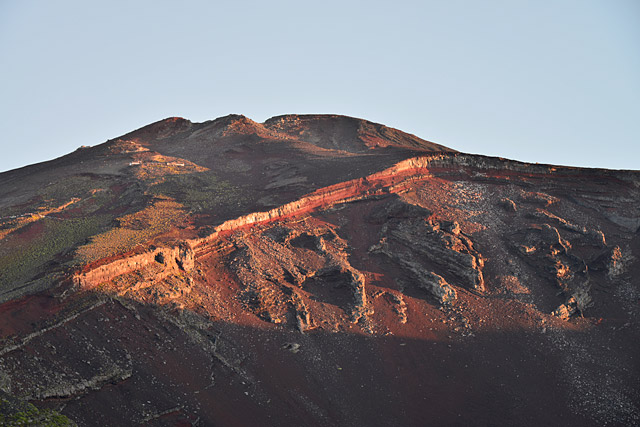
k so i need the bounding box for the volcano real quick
[0,114,638,426]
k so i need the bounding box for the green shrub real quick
[0,397,75,426]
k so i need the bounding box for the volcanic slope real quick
[0,114,639,426]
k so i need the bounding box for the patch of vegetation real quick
[149,172,245,212]
[0,215,111,292]
[0,204,31,220]
[0,198,89,241]
[0,394,75,426]
[40,176,106,208]
[76,198,186,263]
[0,177,112,237]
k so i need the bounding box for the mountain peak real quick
[1,113,638,426]
[109,113,454,154]
[120,116,193,143]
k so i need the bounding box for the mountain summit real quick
[0,114,639,426]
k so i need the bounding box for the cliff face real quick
[0,115,639,426]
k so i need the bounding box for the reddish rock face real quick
[0,114,639,426]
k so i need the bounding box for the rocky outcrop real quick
[74,243,194,289]
[517,224,588,292]
[500,198,517,212]
[397,260,457,304]
[366,198,484,302]
[511,211,612,320]
[553,287,593,320]
[383,217,485,292]
[27,361,132,400]
[231,223,371,327]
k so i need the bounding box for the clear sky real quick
[1,0,638,173]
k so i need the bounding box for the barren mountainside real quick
[0,114,639,426]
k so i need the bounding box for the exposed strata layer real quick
[71,154,480,296]
[74,244,194,289]
[72,151,638,297]
[70,150,638,323]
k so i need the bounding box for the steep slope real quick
[0,114,449,303]
[0,115,639,426]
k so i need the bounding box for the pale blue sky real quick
[1,0,638,173]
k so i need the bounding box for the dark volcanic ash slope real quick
[0,114,639,426]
